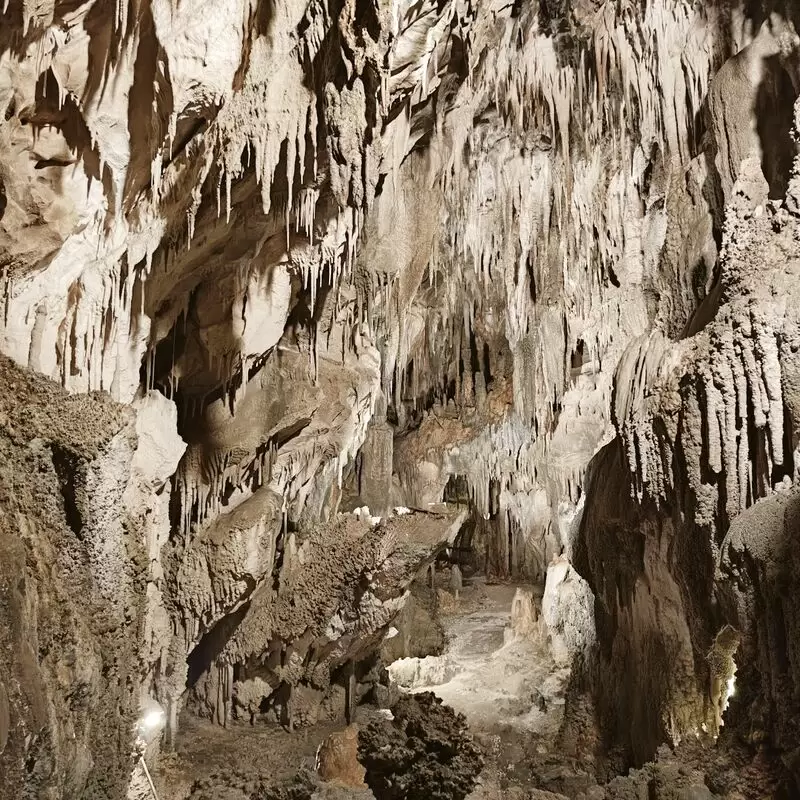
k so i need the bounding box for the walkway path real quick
[388,580,571,737]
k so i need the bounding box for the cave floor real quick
[152,579,778,799]
[388,579,591,798]
[154,712,370,798]
[153,579,589,799]
[392,580,571,736]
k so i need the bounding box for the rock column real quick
[359,392,393,517]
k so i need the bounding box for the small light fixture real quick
[136,701,166,744]
[134,700,166,800]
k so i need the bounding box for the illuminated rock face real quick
[2,0,800,795]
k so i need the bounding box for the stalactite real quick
[427,0,725,455]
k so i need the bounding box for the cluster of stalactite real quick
[5,2,800,784]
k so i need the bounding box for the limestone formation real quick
[0,355,146,799]
[316,725,367,788]
[3,0,800,797]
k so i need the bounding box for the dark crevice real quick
[50,445,84,539]
[755,55,798,200]
[34,158,74,169]
[187,600,253,689]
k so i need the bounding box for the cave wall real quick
[567,115,800,786]
[0,355,147,799]
[719,487,800,781]
[571,439,715,773]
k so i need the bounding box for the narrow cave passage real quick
[387,581,571,743]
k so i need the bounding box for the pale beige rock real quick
[316,725,367,788]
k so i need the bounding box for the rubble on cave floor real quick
[145,570,785,800]
[154,712,355,799]
[358,691,484,800]
[150,576,574,800]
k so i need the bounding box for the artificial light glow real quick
[136,701,166,744]
[726,675,736,698]
[140,709,165,732]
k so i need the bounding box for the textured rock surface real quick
[0,355,146,798]
[187,507,466,731]
[316,725,367,787]
[3,0,800,797]
[358,692,483,800]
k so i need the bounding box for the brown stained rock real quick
[358,692,483,800]
[435,588,458,614]
[316,725,367,788]
[0,355,146,799]
[469,790,568,800]
[0,681,9,754]
[0,354,129,455]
